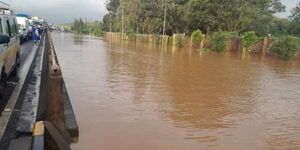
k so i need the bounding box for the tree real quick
[191,0,285,32]
[290,2,300,23]
[106,0,120,13]
[103,0,287,35]
[289,2,300,36]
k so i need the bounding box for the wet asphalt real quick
[0,39,35,150]
[0,40,34,112]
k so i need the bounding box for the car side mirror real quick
[0,34,10,44]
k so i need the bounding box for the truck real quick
[16,13,31,42]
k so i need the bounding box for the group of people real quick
[32,25,43,44]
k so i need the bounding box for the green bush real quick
[241,31,258,48]
[223,32,238,38]
[128,33,136,41]
[167,36,173,46]
[176,36,186,47]
[93,28,105,37]
[191,29,204,43]
[81,28,90,34]
[271,36,300,60]
[196,48,211,52]
[153,34,161,45]
[138,35,148,43]
[208,32,236,52]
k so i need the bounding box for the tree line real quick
[72,18,105,37]
[102,0,300,37]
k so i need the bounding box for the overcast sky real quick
[4,0,300,24]
[8,0,107,24]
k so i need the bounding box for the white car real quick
[0,3,21,97]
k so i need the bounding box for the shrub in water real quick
[153,34,161,44]
[208,32,238,52]
[196,48,211,52]
[128,33,136,41]
[81,28,90,34]
[177,36,186,47]
[208,32,230,52]
[192,29,204,43]
[241,31,258,48]
[271,36,300,60]
[139,35,148,43]
[167,36,173,46]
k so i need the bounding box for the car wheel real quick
[0,69,7,99]
[11,54,20,77]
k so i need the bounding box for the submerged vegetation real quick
[191,29,204,43]
[208,32,237,52]
[241,31,258,48]
[103,0,300,37]
[271,36,300,60]
[71,18,105,37]
[208,32,230,52]
[175,36,186,47]
[196,48,211,52]
[99,0,300,60]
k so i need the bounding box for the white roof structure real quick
[0,1,9,9]
[0,1,14,15]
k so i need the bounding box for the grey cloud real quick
[3,0,299,23]
[7,0,107,23]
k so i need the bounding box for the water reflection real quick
[73,34,85,45]
[52,32,300,150]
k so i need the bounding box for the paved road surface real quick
[0,40,34,112]
[0,40,35,150]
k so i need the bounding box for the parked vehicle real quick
[16,14,31,42]
[0,2,21,97]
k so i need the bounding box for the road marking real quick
[33,121,44,136]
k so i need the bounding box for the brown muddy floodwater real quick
[51,32,300,150]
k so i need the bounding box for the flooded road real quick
[52,32,300,150]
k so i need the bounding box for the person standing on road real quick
[32,25,40,44]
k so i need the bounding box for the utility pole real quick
[85,18,88,29]
[89,21,91,35]
[109,11,112,33]
[163,0,167,36]
[121,3,124,39]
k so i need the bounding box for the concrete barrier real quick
[46,31,79,142]
[44,121,71,150]
[30,121,72,150]
[4,30,79,150]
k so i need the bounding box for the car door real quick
[0,18,6,72]
[9,17,19,71]
[3,16,15,73]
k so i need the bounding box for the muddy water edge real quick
[51,31,300,150]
